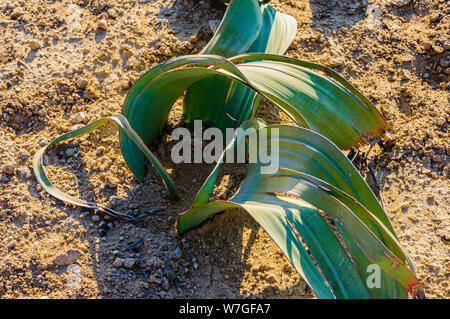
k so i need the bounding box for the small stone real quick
[432,45,444,55]
[92,215,100,222]
[16,167,29,180]
[65,148,75,157]
[401,69,411,80]
[70,112,87,124]
[123,258,136,268]
[199,1,210,8]
[437,118,446,126]
[10,9,24,19]
[429,12,441,22]
[38,138,48,147]
[141,256,163,270]
[29,40,41,50]
[169,247,181,260]
[97,19,108,30]
[392,0,412,7]
[149,274,162,285]
[328,59,344,67]
[76,78,89,89]
[54,249,83,266]
[2,163,15,175]
[432,155,443,163]
[112,257,124,267]
[7,240,16,249]
[66,95,74,104]
[423,42,432,51]
[400,202,409,209]
[79,211,90,219]
[96,146,105,155]
[98,228,107,237]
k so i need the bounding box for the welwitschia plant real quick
[33,0,424,298]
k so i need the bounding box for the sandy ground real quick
[0,0,448,299]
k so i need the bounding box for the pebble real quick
[433,45,444,54]
[97,19,108,30]
[392,0,412,7]
[98,228,107,237]
[40,140,49,152]
[437,118,446,126]
[163,278,170,290]
[79,211,90,219]
[76,78,89,89]
[96,146,105,155]
[2,163,15,175]
[92,215,100,222]
[432,155,443,163]
[123,258,136,268]
[170,247,181,260]
[70,112,87,124]
[429,12,441,22]
[149,274,162,285]
[10,9,24,19]
[7,240,16,249]
[16,167,29,180]
[66,95,74,104]
[29,40,41,50]
[65,148,75,157]
[113,257,124,267]
[54,249,83,266]
[199,1,210,8]
[328,59,344,67]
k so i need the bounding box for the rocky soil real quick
[0,0,448,298]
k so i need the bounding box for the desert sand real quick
[0,0,448,298]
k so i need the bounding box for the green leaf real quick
[229,54,388,149]
[183,0,297,131]
[177,121,423,298]
[120,55,249,182]
[33,114,178,219]
[120,54,387,183]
